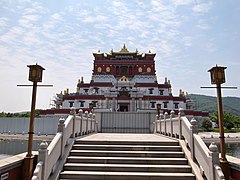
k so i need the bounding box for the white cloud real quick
[206,42,217,52]
[182,36,192,46]
[196,19,210,30]
[172,0,192,6]
[0,17,8,29]
[192,2,212,14]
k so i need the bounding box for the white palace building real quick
[40,45,208,118]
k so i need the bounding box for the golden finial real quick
[120,44,129,52]
[168,80,171,84]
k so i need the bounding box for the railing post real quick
[154,115,158,133]
[57,118,65,158]
[38,141,48,180]
[164,112,168,135]
[70,107,76,137]
[57,118,65,132]
[89,112,93,133]
[178,108,184,139]
[209,142,220,180]
[190,118,198,160]
[84,111,88,134]
[78,109,83,136]
[170,110,175,137]
[92,114,96,132]
[159,113,163,134]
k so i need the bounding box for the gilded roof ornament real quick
[119,44,129,53]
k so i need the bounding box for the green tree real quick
[201,119,212,131]
[224,112,235,129]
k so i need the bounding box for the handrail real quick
[31,108,97,180]
[154,109,224,180]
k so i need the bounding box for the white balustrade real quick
[154,108,224,180]
[31,108,97,180]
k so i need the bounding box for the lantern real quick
[208,65,226,85]
[27,64,45,82]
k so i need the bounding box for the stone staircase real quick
[60,135,196,180]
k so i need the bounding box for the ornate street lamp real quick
[208,65,229,179]
[24,64,44,180]
[156,103,161,118]
[18,64,52,180]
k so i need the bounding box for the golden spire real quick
[120,44,129,53]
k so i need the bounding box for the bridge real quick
[1,108,239,179]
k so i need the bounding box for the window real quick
[163,102,168,108]
[149,88,153,94]
[159,90,164,95]
[69,101,74,107]
[80,101,85,107]
[92,101,98,107]
[174,103,179,109]
[150,102,156,108]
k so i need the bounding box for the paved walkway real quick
[78,133,177,142]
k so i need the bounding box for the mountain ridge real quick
[188,94,240,115]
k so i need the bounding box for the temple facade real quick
[41,45,207,117]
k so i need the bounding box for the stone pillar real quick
[78,109,83,136]
[139,98,142,109]
[84,111,88,134]
[106,98,109,109]
[89,112,93,133]
[112,97,116,111]
[170,110,175,137]
[190,118,198,159]
[57,118,65,158]
[164,112,168,135]
[38,141,48,180]
[70,107,76,138]
[178,108,184,139]
[131,98,135,111]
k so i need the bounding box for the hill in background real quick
[188,94,240,115]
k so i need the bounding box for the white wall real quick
[0,116,61,135]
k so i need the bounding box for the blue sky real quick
[0,0,239,112]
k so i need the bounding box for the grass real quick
[198,128,240,133]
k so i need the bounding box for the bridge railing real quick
[154,109,224,180]
[31,108,97,180]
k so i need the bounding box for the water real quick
[221,143,240,158]
[0,139,48,159]
[1,140,240,160]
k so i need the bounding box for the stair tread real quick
[73,144,181,148]
[60,171,195,176]
[71,150,184,154]
[75,140,179,145]
[64,163,191,168]
[67,156,187,160]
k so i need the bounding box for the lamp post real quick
[156,103,161,119]
[208,65,229,179]
[24,64,45,180]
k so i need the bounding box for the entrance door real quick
[119,104,128,112]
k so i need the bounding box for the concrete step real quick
[72,144,182,151]
[69,150,185,158]
[60,171,196,180]
[66,156,188,165]
[60,134,195,180]
[63,163,192,173]
[75,139,179,146]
